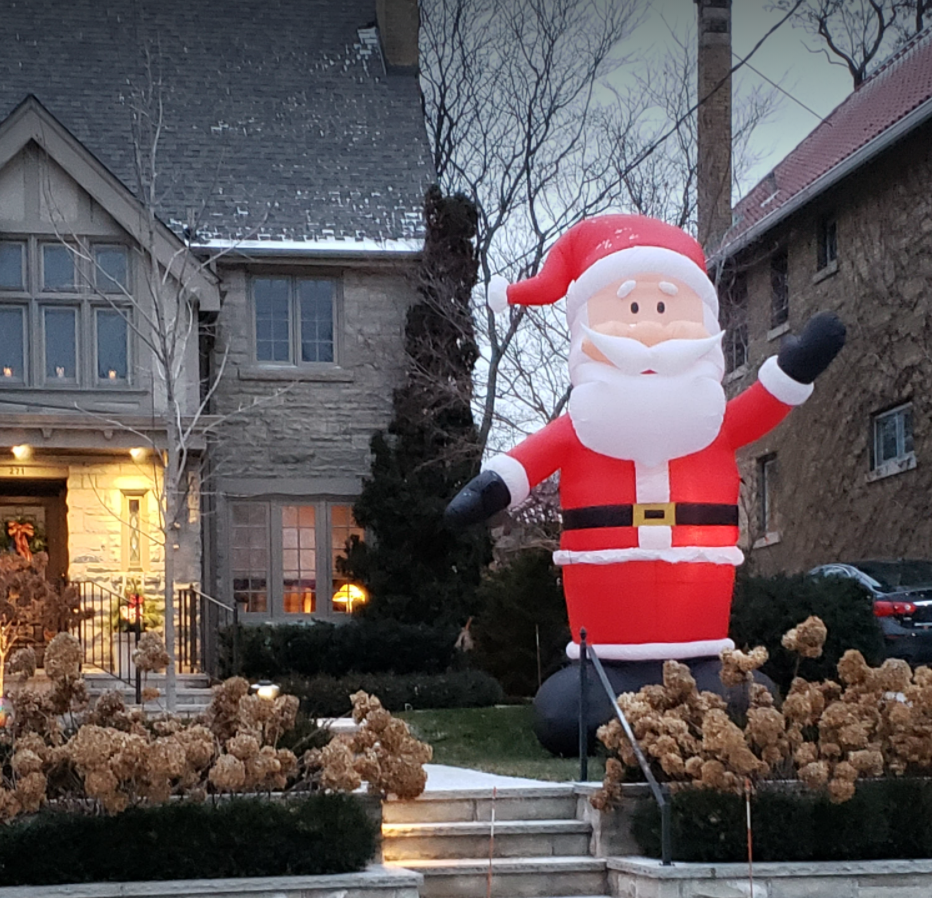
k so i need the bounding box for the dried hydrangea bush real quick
[594,616,932,808]
[0,657,431,820]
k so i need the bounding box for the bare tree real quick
[421,0,779,453]
[769,0,931,87]
[40,51,271,711]
[421,0,645,452]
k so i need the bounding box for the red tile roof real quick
[723,27,932,254]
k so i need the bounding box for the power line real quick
[735,53,833,125]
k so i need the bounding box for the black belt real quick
[562,502,739,530]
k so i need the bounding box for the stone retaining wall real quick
[0,865,420,898]
[609,856,932,898]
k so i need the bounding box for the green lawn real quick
[399,705,606,783]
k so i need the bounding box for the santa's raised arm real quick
[447,215,844,666]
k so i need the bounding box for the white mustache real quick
[580,326,724,376]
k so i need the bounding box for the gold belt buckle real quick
[632,502,676,527]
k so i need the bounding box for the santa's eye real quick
[630,301,639,314]
[657,301,666,314]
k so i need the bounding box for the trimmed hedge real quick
[0,794,377,885]
[730,571,885,693]
[632,779,932,862]
[221,618,460,679]
[281,669,504,717]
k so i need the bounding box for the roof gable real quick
[724,28,932,256]
[0,96,220,310]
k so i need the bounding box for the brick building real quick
[716,29,932,574]
[0,0,432,672]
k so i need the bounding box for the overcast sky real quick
[639,0,855,196]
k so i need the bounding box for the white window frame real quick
[870,403,915,480]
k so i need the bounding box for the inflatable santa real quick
[446,214,845,750]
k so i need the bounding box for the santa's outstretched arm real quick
[444,415,572,528]
[727,311,846,448]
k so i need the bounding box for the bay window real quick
[0,238,132,388]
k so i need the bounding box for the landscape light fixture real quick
[252,681,281,701]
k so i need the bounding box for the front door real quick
[0,479,68,584]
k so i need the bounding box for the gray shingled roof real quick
[0,0,433,243]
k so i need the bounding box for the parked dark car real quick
[809,560,932,664]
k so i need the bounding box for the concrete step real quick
[386,857,607,898]
[382,819,592,861]
[383,787,578,825]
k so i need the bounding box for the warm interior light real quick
[108,369,117,380]
[130,447,146,461]
[332,583,368,613]
[11,445,31,460]
[2,367,12,378]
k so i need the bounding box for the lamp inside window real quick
[332,582,368,614]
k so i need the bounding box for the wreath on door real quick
[0,517,48,561]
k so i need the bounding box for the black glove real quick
[777,311,846,384]
[445,470,512,528]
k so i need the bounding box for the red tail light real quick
[874,600,917,617]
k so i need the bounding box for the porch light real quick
[332,583,368,614]
[252,680,281,701]
[11,445,31,460]
[130,447,146,461]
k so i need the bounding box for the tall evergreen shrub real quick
[342,187,490,625]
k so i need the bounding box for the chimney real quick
[695,0,733,254]
[376,0,420,71]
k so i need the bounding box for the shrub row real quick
[729,571,884,693]
[632,778,932,862]
[281,668,504,717]
[221,618,460,679]
[0,794,377,885]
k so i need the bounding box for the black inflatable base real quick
[532,656,776,758]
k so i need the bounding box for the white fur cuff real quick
[758,356,814,406]
[483,453,530,507]
[566,637,735,662]
[487,274,509,313]
[553,546,745,566]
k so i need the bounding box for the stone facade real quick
[206,257,416,620]
[723,121,932,575]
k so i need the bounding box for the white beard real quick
[567,334,727,466]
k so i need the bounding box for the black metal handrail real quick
[578,628,673,865]
[176,586,238,679]
[72,580,145,701]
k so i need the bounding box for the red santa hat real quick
[488,214,720,334]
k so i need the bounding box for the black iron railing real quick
[72,580,140,693]
[578,628,673,865]
[177,586,238,679]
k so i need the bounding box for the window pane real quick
[254,278,291,362]
[44,307,77,381]
[0,307,24,382]
[331,504,364,614]
[0,243,24,290]
[770,251,788,328]
[282,504,315,614]
[231,502,268,613]
[299,279,334,363]
[42,245,75,291]
[876,413,899,464]
[95,247,128,293]
[97,309,128,381]
[903,407,914,455]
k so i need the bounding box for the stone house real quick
[716,28,932,575]
[0,0,431,671]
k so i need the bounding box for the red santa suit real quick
[484,362,809,661]
[479,214,817,662]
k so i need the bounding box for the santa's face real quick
[568,272,727,466]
